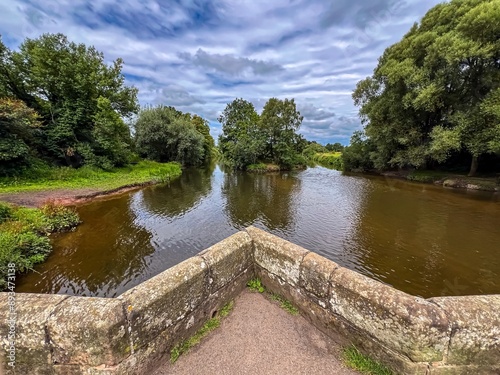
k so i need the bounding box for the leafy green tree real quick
[218,98,265,169]
[218,97,305,169]
[0,33,138,167]
[0,98,41,174]
[260,98,303,167]
[351,0,500,175]
[134,105,205,166]
[85,97,132,169]
[191,114,215,160]
[325,142,344,152]
[302,142,326,158]
[342,131,375,172]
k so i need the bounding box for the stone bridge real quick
[1,227,499,374]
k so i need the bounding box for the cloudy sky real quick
[0,0,444,144]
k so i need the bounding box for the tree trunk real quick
[468,155,479,177]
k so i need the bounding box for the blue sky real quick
[0,0,444,145]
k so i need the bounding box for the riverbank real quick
[380,170,500,192]
[0,161,182,207]
[246,163,307,173]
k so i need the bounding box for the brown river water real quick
[16,164,500,298]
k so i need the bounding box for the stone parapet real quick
[0,227,498,375]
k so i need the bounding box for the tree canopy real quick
[348,0,500,175]
[218,97,305,169]
[134,106,214,166]
[0,33,138,171]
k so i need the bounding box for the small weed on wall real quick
[170,300,234,363]
[246,278,299,315]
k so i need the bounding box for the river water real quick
[17,164,500,298]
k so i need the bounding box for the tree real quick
[134,106,205,166]
[259,98,303,167]
[302,141,326,158]
[342,131,375,172]
[85,97,132,169]
[218,98,265,169]
[191,115,215,161]
[325,142,345,152]
[218,97,305,169]
[0,98,41,174]
[0,33,138,167]
[351,0,500,175]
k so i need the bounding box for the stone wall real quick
[0,231,254,375]
[246,226,500,375]
[1,227,498,375]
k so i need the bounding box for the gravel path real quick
[153,290,358,375]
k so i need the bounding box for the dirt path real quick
[0,183,154,207]
[153,290,358,375]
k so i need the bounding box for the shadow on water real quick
[16,165,500,298]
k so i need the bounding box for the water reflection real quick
[222,171,300,233]
[140,163,215,218]
[345,176,500,297]
[16,165,500,298]
[16,196,155,297]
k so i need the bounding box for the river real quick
[16,164,500,298]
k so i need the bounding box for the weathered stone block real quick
[0,292,69,375]
[198,231,253,293]
[299,252,338,300]
[329,267,450,362]
[246,226,308,286]
[118,270,251,375]
[118,256,208,349]
[429,295,500,367]
[47,296,128,367]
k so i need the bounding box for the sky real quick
[0,0,444,145]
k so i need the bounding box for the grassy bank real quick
[0,161,182,194]
[0,202,80,290]
[311,152,343,170]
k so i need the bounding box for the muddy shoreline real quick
[0,181,159,208]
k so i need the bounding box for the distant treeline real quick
[343,0,499,176]
[0,33,214,177]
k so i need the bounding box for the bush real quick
[0,202,13,223]
[0,202,80,290]
[41,202,80,232]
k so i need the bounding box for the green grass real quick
[0,201,80,290]
[343,345,394,375]
[170,300,234,363]
[0,160,182,194]
[311,152,343,170]
[247,278,299,315]
[269,292,299,315]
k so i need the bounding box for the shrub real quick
[0,202,13,224]
[0,201,80,290]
